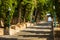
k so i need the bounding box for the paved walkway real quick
[0,21,59,40]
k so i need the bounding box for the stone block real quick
[9,29,16,35]
[30,23,34,26]
[0,28,4,35]
[10,25,17,35]
[26,22,31,27]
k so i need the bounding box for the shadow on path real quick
[0,37,17,40]
[36,22,51,26]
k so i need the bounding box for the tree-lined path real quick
[0,0,60,40]
[0,21,55,40]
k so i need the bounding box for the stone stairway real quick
[0,22,54,40]
[16,23,54,40]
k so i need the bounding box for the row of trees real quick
[0,0,55,27]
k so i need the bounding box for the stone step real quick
[18,34,50,37]
[21,31,52,34]
[0,36,33,40]
[0,36,58,40]
[36,23,51,26]
[21,28,52,34]
[0,35,47,40]
[27,26,51,29]
[0,35,35,39]
[18,37,47,40]
[21,31,51,34]
[17,31,51,38]
[18,31,51,35]
[22,28,52,32]
[27,25,51,29]
[0,37,47,40]
[17,37,39,40]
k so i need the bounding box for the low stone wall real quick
[0,22,35,35]
[9,22,34,35]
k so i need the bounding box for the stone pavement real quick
[0,21,60,40]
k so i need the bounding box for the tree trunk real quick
[35,8,37,22]
[0,19,4,27]
[4,19,9,35]
[18,8,21,23]
[35,9,40,24]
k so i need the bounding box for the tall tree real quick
[0,0,17,35]
[17,0,36,22]
[55,0,60,24]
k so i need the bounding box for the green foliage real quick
[25,0,35,21]
[0,0,18,26]
[37,0,53,20]
[0,0,57,26]
[17,0,36,21]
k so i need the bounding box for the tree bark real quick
[4,19,9,35]
[18,8,21,23]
